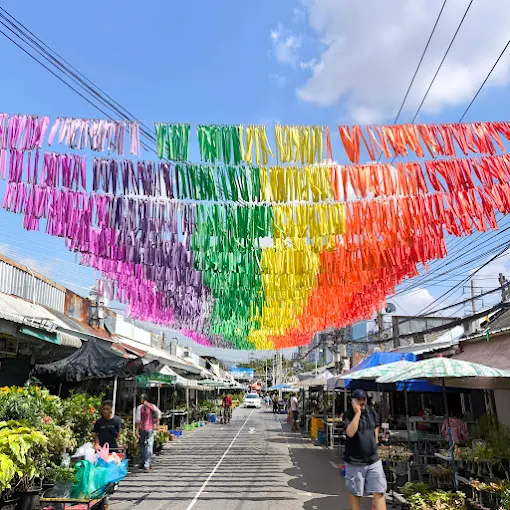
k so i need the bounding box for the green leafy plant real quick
[118,429,139,458]
[44,465,76,484]
[0,421,48,491]
[501,487,510,510]
[0,453,16,494]
[61,392,102,444]
[41,422,77,464]
[400,482,430,499]
[408,490,465,510]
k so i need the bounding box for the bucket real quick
[207,413,216,423]
[16,490,40,510]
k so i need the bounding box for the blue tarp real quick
[344,352,454,393]
[268,383,291,390]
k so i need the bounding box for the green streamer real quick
[155,123,190,161]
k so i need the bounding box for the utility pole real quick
[499,273,510,302]
[377,310,384,351]
[265,358,268,391]
[471,279,476,314]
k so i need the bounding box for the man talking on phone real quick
[344,389,387,510]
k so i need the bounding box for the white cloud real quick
[270,23,302,67]
[270,30,280,42]
[269,73,287,88]
[390,287,436,317]
[292,7,306,23]
[288,0,510,123]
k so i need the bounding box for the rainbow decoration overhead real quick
[3,113,510,349]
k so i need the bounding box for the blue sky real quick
[2,0,510,361]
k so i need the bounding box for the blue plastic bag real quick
[96,457,128,484]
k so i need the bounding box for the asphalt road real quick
[110,406,362,510]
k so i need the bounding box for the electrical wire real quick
[0,9,156,153]
[411,0,475,123]
[459,36,510,122]
[0,7,156,143]
[393,0,448,125]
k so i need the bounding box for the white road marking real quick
[329,461,339,469]
[248,427,256,435]
[185,410,254,510]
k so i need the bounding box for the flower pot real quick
[0,499,18,510]
[15,489,40,510]
[41,484,54,497]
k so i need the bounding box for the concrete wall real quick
[494,390,510,426]
[115,316,151,346]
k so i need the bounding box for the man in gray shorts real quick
[344,389,387,510]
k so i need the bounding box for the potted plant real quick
[0,452,17,510]
[0,421,48,510]
[42,465,76,498]
[408,490,466,510]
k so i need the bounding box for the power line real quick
[392,0,448,125]
[418,242,510,316]
[459,37,510,121]
[411,0,475,123]
[0,9,156,153]
[0,7,156,143]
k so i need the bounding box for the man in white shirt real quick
[290,394,299,432]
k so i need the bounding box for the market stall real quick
[343,358,510,510]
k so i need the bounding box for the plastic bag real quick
[71,460,110,499]
[74,443,96,464]
[96,458,128,484]
[97,443,110,462]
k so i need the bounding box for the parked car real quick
[244,393,261,409]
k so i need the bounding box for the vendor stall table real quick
[161,410,187,430]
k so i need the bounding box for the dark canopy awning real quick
[32,339,157,383]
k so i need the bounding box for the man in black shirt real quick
[93,399,122,452]
[344,389,387,510]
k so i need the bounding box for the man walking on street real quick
[272,393,279,414]
[344,389,387,510]
[290,393,299,432]
[135,393,162,470]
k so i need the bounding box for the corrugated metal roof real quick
[486,308,510,331]
[0,292,69,330]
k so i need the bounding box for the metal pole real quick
[331,390,336,449]
[157,384,161,409]
[265,358,268,391]
[112,375,118,415]
[132,380,137,435]
[186,385,190,424]
[471,279,476,314]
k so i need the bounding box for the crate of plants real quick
[468,479,510,509]
[400,482,467,510]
